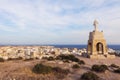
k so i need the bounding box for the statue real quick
[93,19,98,31]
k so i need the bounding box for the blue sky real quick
[0,0,120,45]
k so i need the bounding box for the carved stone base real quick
[89,54,115,59]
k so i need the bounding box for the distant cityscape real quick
[0,45,119,61]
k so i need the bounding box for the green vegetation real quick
[92,64,108,72]
[114,68,120,73]
[78,60,85,65]
[46,56,55,61]
[115,52,120,57]
[56,54,85,64]
[56,54,79,62]
[63,59,70,63]
[42,56,55,61]
[80,71,99,80]
[110,64,119,68]
[42,54,85,65]
[52,67,70,79]
[109,64,120,74]
[32,63,53,74]
[0,58,4,62]
[8,57,23,60]
[72,64,80,69]
[53,67,70,75]
[32,63,70,75]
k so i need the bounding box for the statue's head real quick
[93,19,99,26]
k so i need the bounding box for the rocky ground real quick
[0,56,120,80]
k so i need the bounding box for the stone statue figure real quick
[93,19,98,31]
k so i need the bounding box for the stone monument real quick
[87,20,115,59]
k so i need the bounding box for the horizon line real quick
[0,44,120,46]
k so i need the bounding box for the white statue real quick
[93,19,98,31]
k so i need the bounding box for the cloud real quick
[0,0,120,44]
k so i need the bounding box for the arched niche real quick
[96,42,104,54]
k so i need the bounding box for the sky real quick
[0,0,120,45]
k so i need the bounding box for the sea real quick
[51,45,120,51]
[0,44,120,51]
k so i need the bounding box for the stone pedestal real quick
[87,20,115,59]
